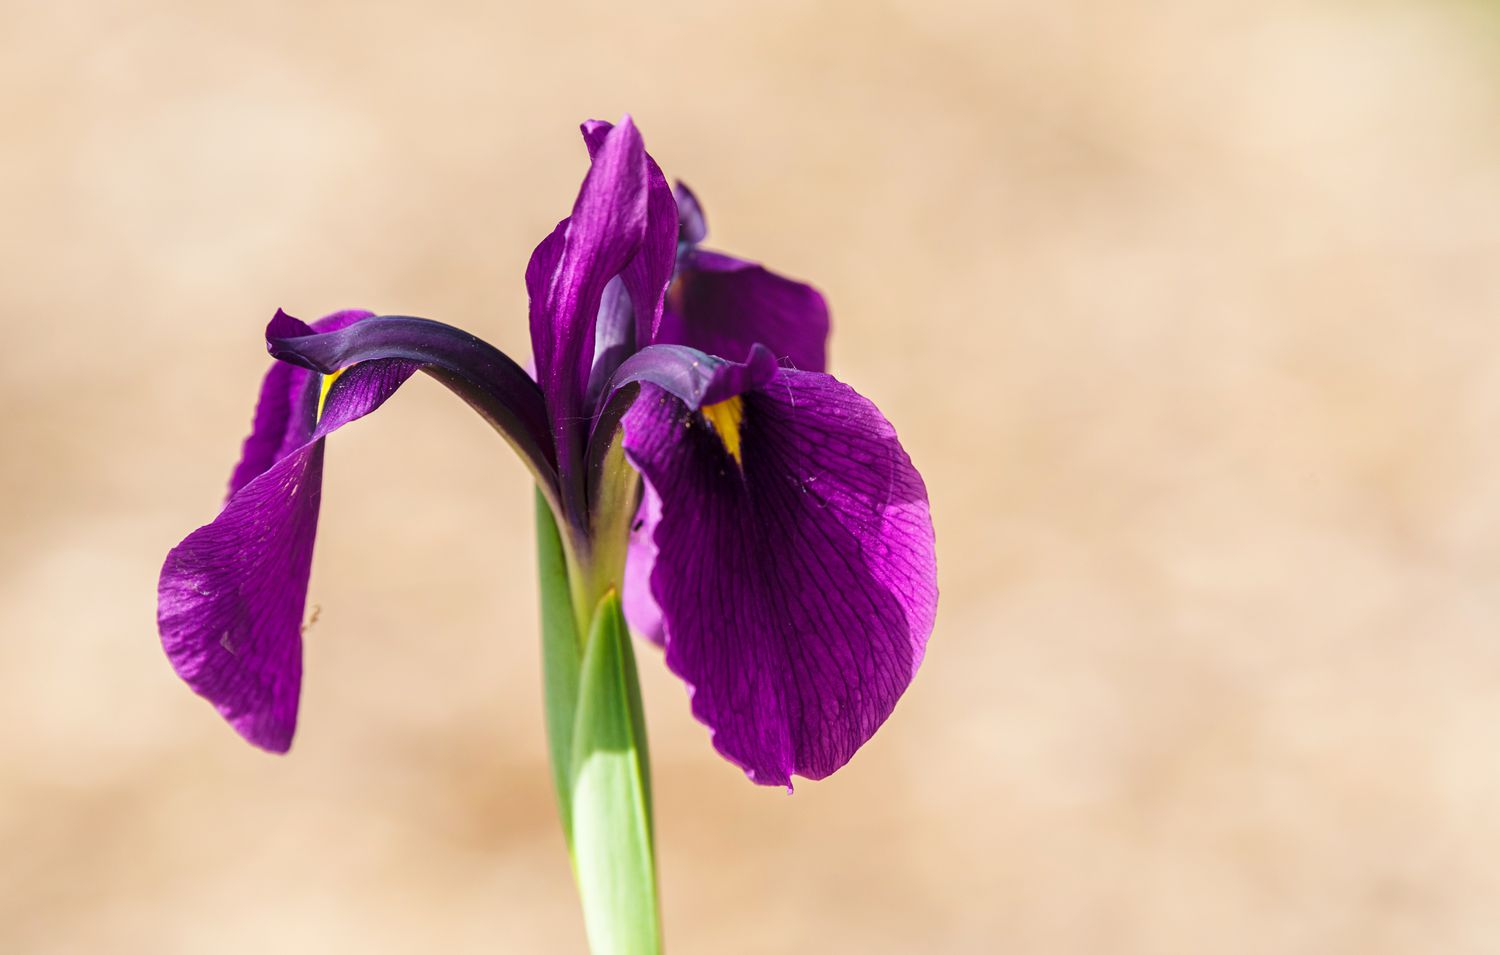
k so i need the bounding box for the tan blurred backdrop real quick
[5,0,1500,951]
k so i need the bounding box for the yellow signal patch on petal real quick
[700,395,745,466]
[316,368,346,421]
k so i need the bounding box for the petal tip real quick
[266,308,312,344]
[230,713,296,754]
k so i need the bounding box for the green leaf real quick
[536,489,581,842]
[569,590,662,955]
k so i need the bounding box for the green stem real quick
[536,492,663,954]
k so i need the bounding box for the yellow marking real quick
[316,368,346,420]
[700,395,745,466]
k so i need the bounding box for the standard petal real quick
[582,120,678,349]
[659,249,830,373]
[527,118,648,513]
[673,181,708,246]
[158,331,416,752]
[584,276,636,411]
[620,369,937,788]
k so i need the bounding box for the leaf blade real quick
[536,489,581,842]
[569,591,661,955]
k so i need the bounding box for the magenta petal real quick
[158,315,416,751]
[228,309,372,496]
[621,368,937,787]
[159,443,325,751]
[622,482,665,645]
[660,249,830,373]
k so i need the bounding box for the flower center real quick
[700,396,745,466]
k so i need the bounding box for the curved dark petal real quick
[527,118,648,516]
[673,181,708,246]
[584,343,779,486]
[608,342,779,409]
[582,119,678,349]
[228,309,371,496]
[660,249,829,373]
[266,311,555,488]
[620,368,937,788]
[159,315,417,752]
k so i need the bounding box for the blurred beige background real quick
[4,0,1500,951]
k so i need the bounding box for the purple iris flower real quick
[158,117,937,788]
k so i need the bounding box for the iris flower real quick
[157,117,937,792]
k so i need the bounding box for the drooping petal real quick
[227,360,302,497]
[159,313,417,751]
[161,308,552,751]
[659,249,830,373]
[620,367,937,788]
[527,118,648,517]
[582,119,678,350]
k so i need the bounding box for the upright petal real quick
[527,118,648,517]
[582,119,678,350]
[584,276,636,411]
[159,312,416,751]
[673,181,708,246]
[620,366,937,787]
